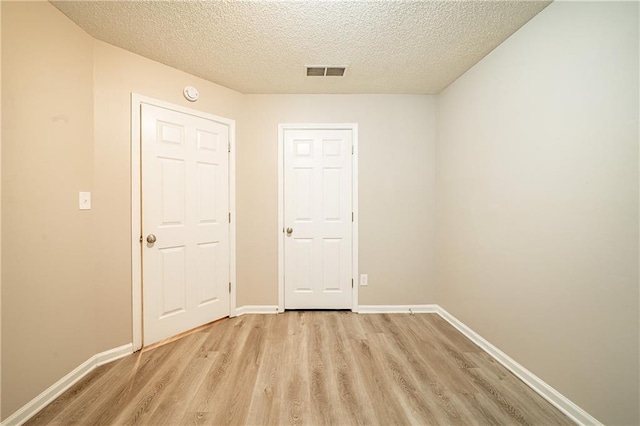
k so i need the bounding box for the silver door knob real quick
[286,227,293,235]
[146,234,157,244]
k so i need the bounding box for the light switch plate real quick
[79,192,91,210]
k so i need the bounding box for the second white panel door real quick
[284,128,353,309]
[141,103,230,346]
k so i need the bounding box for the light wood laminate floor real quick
[27,312,574,425]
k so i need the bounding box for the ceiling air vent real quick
[306,67,326,77]
[306,66,347,77]
[326,67,346,77]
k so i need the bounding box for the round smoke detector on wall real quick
[183,86,199,102]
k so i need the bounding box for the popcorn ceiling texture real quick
[51,1,551,94]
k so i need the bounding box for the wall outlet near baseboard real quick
[360,274,368,286]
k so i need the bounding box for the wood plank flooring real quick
[26,312,574,425]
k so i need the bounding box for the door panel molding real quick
[278,123,359,312]
[131,94,236,351]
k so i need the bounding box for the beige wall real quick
[2,13,439,415]
[2,0,638,423]
[1,1,4,414]
[436,2,639,424]
[1,2,96,418]
[238,95,437,306]
[1,1,246,418]
[92,40,244,352]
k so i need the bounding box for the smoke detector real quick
[306,66,347,77]
[183,86,199,102]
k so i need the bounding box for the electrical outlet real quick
[360,274,368,286]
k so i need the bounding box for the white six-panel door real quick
[283,128,353,309]
[141,103,230,345]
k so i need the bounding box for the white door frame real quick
[131,93,237,351]
[277,123,359,312]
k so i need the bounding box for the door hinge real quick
[228,212,231,223]
[352,144,354,155]
[352,278,354,288]
[352,212,354,222]
[228,141,231,153]
[229,282,231,293]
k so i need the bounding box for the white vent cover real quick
[306,66,347,77]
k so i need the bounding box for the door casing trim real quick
[277,123,359,312]
[131,93,237,351]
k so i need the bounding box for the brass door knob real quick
[146,234,157,244]
[286,227,293,236]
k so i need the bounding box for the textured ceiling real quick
[51,0,551,94]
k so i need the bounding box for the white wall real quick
[436,2,639,424]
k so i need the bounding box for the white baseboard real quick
[1,343,133,426]
[235,305,279,316]
[95,343,135,367]
[357,304,439,314]
[434,306,602,426]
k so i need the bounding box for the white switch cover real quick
[360,274,368,286]
[79,192,91,210]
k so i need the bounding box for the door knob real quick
[286,227,293,236]
[146,234,157,244]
